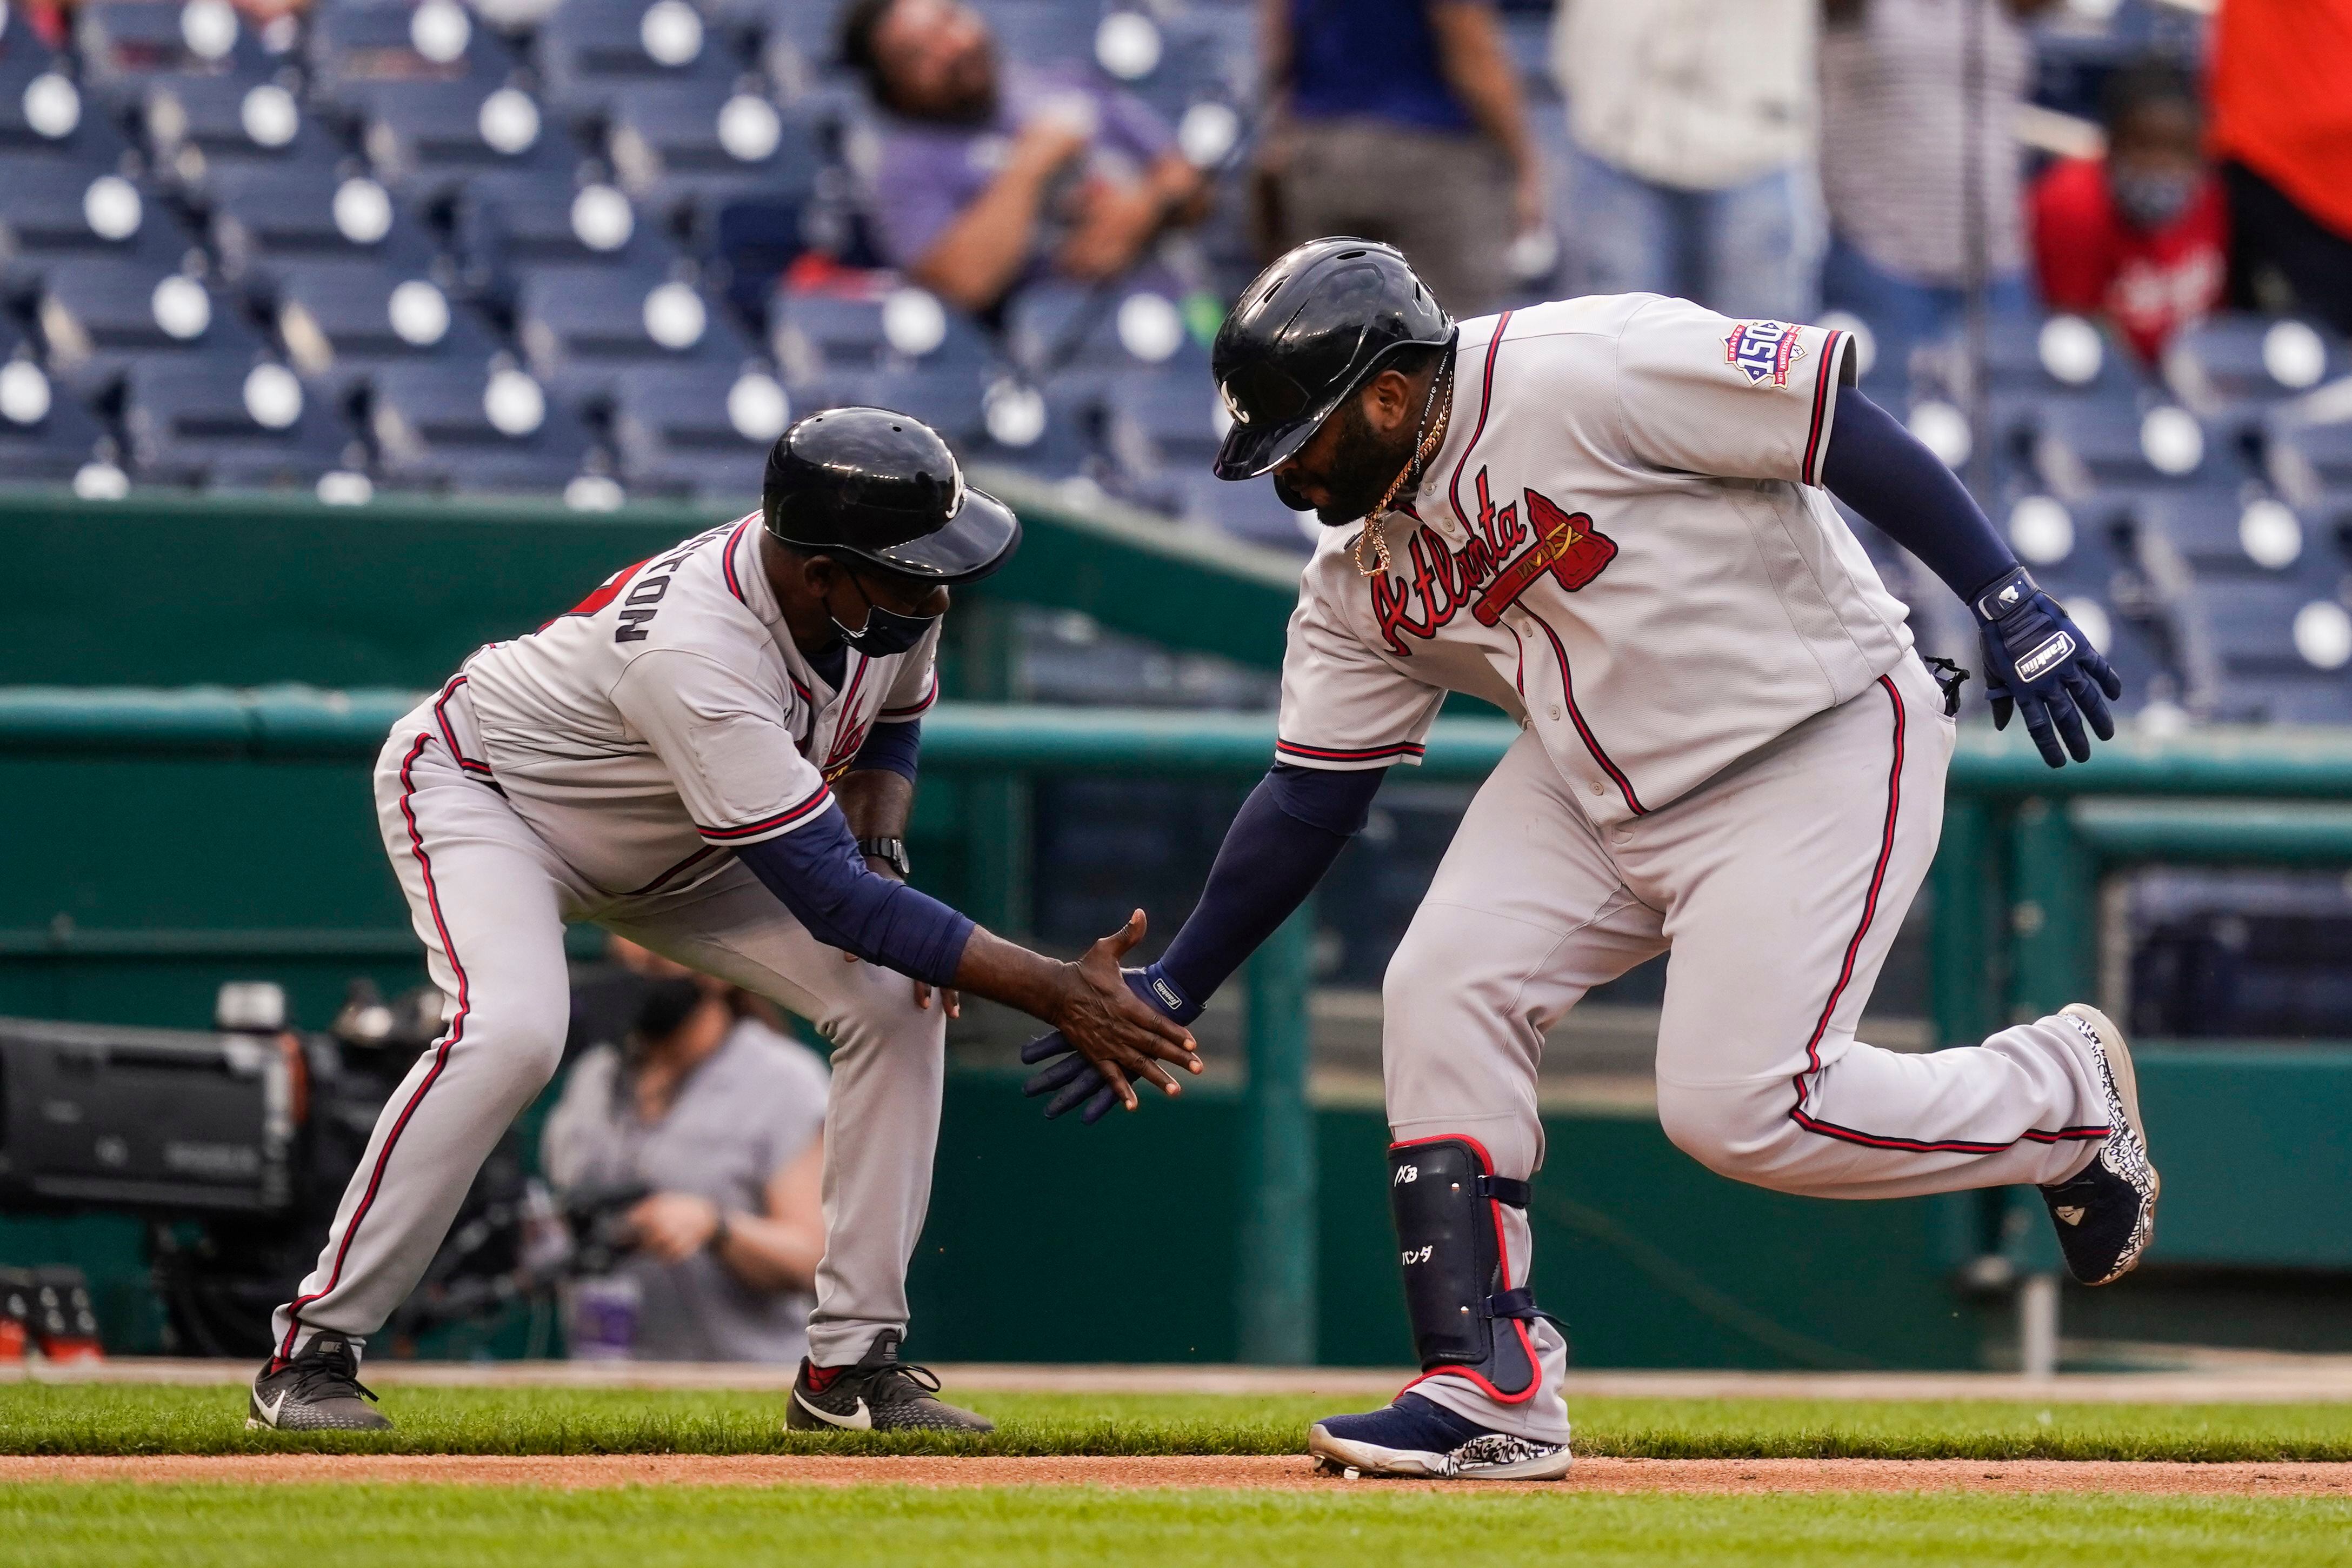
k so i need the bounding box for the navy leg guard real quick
[1388,1136,1565,1404]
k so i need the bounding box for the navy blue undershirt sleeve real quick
[1820,383,2017,602]
[1156,764,1385,1002]
[735,806,973,986]
[849,717,921,783]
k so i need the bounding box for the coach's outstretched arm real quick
[732,805,1201,1109]
[1819,384,2123,766]
[1020,762,1385,1123]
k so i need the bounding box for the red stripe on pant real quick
[1786,675,2110,1153]
[274,732,474,1366]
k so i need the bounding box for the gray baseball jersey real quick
[1275,295,1913,822]
[1271,298,2118,1444]
[462,513,940,896]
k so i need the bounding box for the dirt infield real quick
[5,1454,2349,1496]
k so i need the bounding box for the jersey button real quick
[1589,781,1605,797]
[1549,704,1562,720]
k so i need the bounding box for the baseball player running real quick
[1023,239,2156,1480]
[249,409,1198,1432]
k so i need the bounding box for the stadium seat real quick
[139,70,341,190]
[0,334,114,482]
[36,259,268,395]
[772,286,996,380]
[368,359,603,495]
[204,163,441,282]
[2163,313,2348,422]
[2134,491,2328,585]
[535,0,744,124]
[0,36,101,154]
[512,265,758,403]
[2002,490,2186,713]
[76,0,274,104]
[2186,575,2352,724]
[604,84,828,215]
[1917,312,2138,405]
[120,353,357,489]
[356,79,578,200]
[2033,399,2242,499]
[2263,410,2352,511]
[455,170,675,302]
[609,359,784,502]
[266,259,503,404]
[1167,468,1316,554]
[1005,281,1206,375]
[1102,365,1226,475]
[0,156,192,283]
[306,0,518,101]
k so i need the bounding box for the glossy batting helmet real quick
[763,406,1021,583]
[1210,237,1456,481]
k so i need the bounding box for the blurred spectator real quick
[838,0,1208,315]
[1818,0,2055,387]
[2208,0,2352,336]
[1255,0,1541,318]
[542,939,830,1364]
[1548,0,1822,320]
[2031,57,2227,366]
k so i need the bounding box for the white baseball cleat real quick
[1308,1392,1571,1481]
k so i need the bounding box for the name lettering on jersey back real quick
[608,532,717,643]
[1368,469,1616,655]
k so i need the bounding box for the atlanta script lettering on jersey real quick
[1369,469,1618,656]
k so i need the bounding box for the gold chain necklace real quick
[1354,363,1455,578]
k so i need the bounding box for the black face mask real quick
[831,571,939,657]
[631,976,705,1049]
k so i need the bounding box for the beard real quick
[1271,396,1418,526]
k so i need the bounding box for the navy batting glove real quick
[1021,963,1201,1125]
[1969,566,2124,769]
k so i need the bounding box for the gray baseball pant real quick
[1383,655,2114,1443]
[268,693,943,1368]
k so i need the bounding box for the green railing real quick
[6,686,2352,1354]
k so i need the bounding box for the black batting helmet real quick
[1211,237,1456,481]
[763,406,1021,584]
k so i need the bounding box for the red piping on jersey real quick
[1799,330,1844,486]
[1388,1132,1543,1407]
[275,732,472,1367]
[1274,738,1426,764]
[879,670,938,719]
[821,656,874,773]
[721,515,757,606]
[1787,675,2111,1153]
[430,676,494,780]
[697,783,834,843]
[1523,609,1645,816]
[1445,312,1513,533]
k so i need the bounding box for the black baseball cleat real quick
[785,1330,994,1433]
[2040,1004,2161,1286]
[1309,1392,1570,1481]
[247,1332,392,1431]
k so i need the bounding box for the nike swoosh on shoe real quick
[792,1390,872,1431]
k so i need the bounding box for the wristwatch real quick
[857,836,911,878]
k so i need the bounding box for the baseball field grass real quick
[4,1480,2350,1567]
[6,1383,2352,1460]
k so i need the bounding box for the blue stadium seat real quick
[1168,469,1316,555]
[2033,399,2243,499]
[605,84,828,215]
[0,156,191,282]
[76,0,274,105]
[2004,490,2186,713]
[204,164,441,281]
[356,79,578,200]
[535,0,743,123]
[368,359,603,494]
[0,337,112,482]
[772,286,996,380]
[455,170,674,302]
[2163,314,2349,422]
[266,259,503,404]
[36,260,268,395]
[0,35,99,154]
[609,360,782,502]
[512,265,758,403]
[2263,411,2352,512]
[2188,576,2352,724]
[1919,312,2140,405]
[2134,491,2326,584]
[1103,365,1225,475]
[307,0,518,99]
[121,353,356,488]
[1005,281,1205,374]
[139,71,341,189]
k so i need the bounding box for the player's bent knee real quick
[461,995,571,1088]
[1655,1079,1803,1183]
[1382,914,1514,1031]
